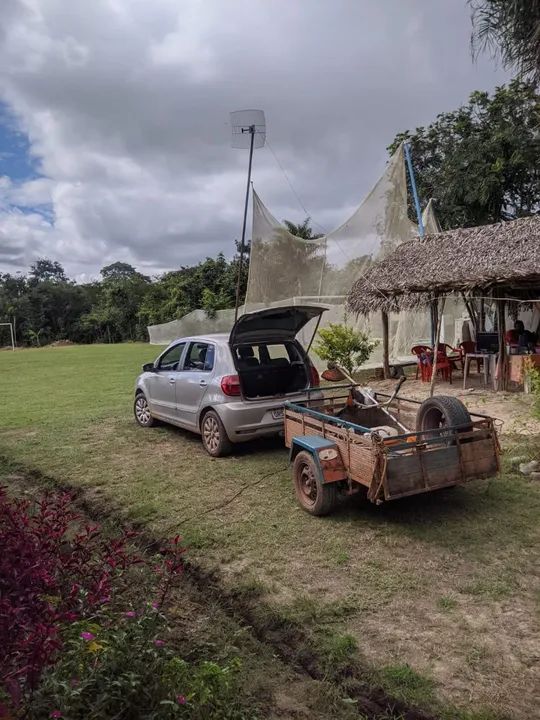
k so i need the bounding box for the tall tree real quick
[283,217,324,240]
[469,0,540,85]
[100,262,150,283]
[81,263,151,342]
[389,80,540,229]
[29,259,68,284]
[0,273,29,344]
[0,244,249,345]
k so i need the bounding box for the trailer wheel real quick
[292,451,338,516]
[416,395,472,435]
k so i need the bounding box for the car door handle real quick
[168,377,176,384]
[199,380,207,387]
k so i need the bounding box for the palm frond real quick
[469,0,540,84]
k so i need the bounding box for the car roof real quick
[167,333,229,346]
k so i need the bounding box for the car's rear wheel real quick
[134,393,156,427]
[201,410,232,457]
[293,451,338,516]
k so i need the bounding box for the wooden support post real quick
[496,299,507,391]
[461,293,477,329]
[429,296,446,397]
[480,298,485,333]
[382,310,390,379]
[430,300,438,347]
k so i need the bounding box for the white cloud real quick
[0,175,53,206]
[148,0,218,80]
[0,0,507,279]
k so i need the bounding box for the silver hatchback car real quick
[134,306,325,456]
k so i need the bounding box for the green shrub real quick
[313,323,378,375]
[29,610,243,720]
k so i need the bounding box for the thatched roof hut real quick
[347,215,540,315]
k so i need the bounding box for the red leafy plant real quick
[0,487,184,712]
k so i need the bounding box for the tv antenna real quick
[230,109,266,320]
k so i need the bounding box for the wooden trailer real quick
[284,385,500,515]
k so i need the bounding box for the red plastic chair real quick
[412,345,452,383]
[432,350,452,383]
[411,345,431,381]
[438,343,462,373]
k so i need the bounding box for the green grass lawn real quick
[1,343,539,720]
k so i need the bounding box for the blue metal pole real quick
[403,142,424,239]
[404,142,434,343]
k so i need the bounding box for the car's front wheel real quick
[201,410,232,457]
[134,393,156,427]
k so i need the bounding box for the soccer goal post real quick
[0,323,15,351]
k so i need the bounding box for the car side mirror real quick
[142,362,156,372]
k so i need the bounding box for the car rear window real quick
[267,344,290,361]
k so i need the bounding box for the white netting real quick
[148,308,238,345]
[246,145,411,306]
[244,146,467,366]
[148,146,468,367]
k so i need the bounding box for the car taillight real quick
[309,364,320,387]
[221,374,241,396]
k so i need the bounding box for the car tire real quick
[201,410,232,457]
[134,393,156,427]
[416,395,472,435]
[292,451,338,516]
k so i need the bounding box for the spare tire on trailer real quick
[416,395,472,435]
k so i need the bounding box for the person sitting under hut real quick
[505,320,537,347]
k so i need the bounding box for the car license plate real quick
[272,408,284,420]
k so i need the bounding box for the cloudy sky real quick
[0,0,507,280]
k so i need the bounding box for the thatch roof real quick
[347,215,540,314]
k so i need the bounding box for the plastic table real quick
[463,352,497,390]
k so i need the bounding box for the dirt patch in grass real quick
[348,577,539,718]
[49,339,75,347]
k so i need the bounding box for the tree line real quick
[0,218,324,348]
[0,252,249,347]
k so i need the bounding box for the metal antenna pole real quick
[404,141,435,343]
[403,142,424,239]
[234,124,255,321]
